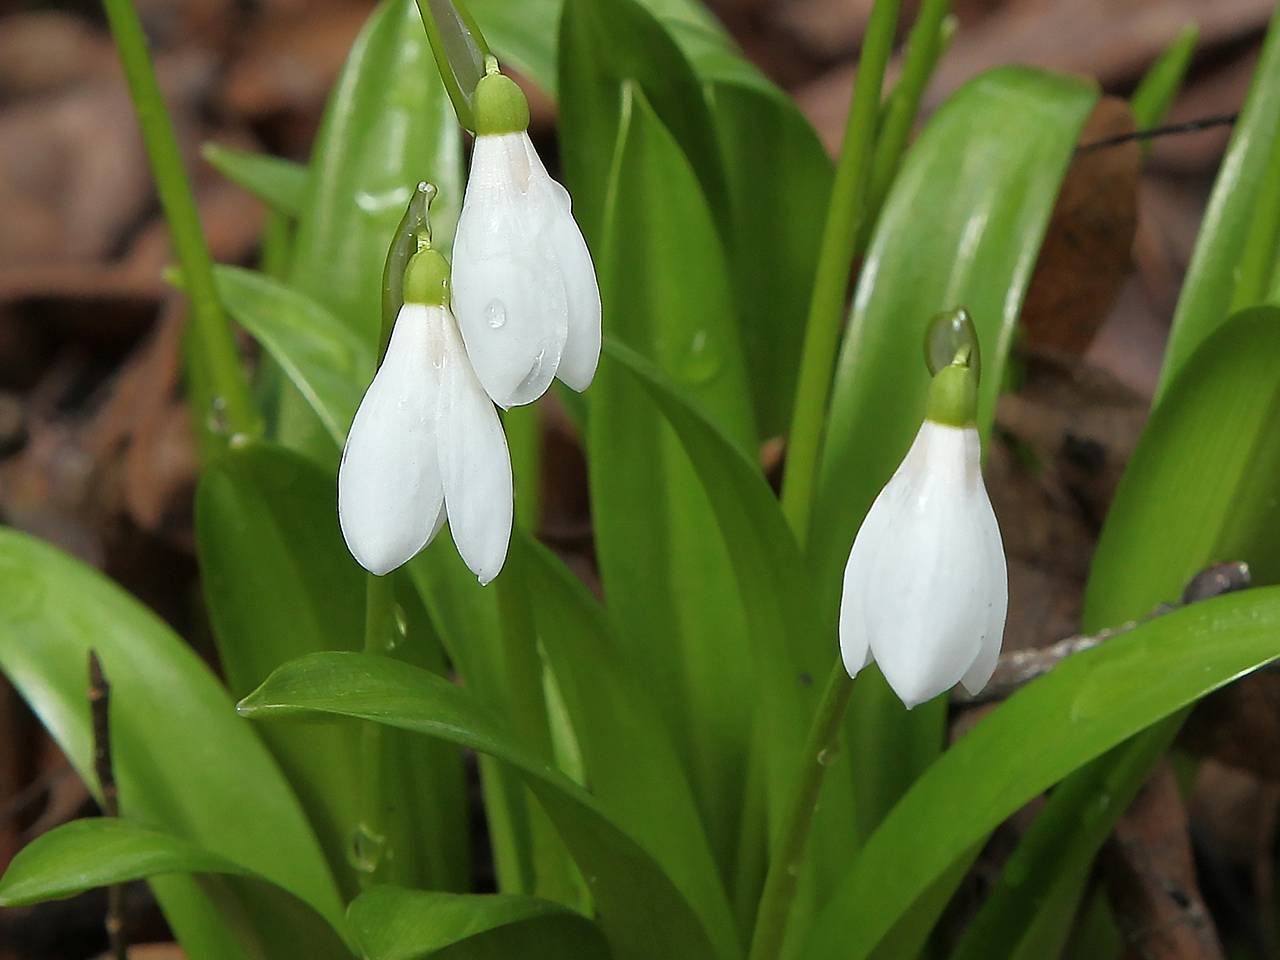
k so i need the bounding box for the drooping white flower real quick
[451,68,601,408]
[838,361,1007,708]
[338,249,512,584]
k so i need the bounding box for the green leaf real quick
[810,66,1096,839]
[559,0,728,243]
[0,819,246,906]
[202,143,307,216]
[1159,6,1280,394]
[0,819,352,957]
[290,0,462,339]
[197,442,468,895]
[214,266,372,449]
[516,536,737,956]
[1129,24,1198,132]
[711,83,833,435]
[0,529,348,959]
[600,340,856,942]
[801,587,1280,960]
[240,652,731,960]
[574,82,757,873]
[406,545,536,896]
[947,725,1179,960]
[348,885,610,959]
[1085,307,1280,628]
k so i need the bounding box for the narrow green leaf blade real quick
[802,588,1280,960]
[1159,6,1280,393]
[202,143,307,216]
[1085,307,1280,629]
[948,724,1179,960]
[516,537,737,956]
[1130,24,1198,132]
[240,652,729,960]
[349,885,610,960]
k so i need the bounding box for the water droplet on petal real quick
[485,299,508,329]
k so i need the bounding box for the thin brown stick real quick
[89,650,127,960]
[1077,112,1239,154]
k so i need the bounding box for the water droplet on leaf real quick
[347,823,387,876]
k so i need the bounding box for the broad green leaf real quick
[0,819,352,957]
[214,266,372,449]
[1085,307,1280,628]
[197,443,468,896]
[516,536,738,956]
[202,143,307,216]
[240,652,732,960]
[0,819,247,906]
[348,885,610,959]
[802,587,1280,960]
[574,83,756,873]
[1158,5,1280,393]
[291,0,462,338]
[0,529,347,960]
[810,66,1096,839]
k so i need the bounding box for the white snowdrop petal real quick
[959,484,1008,696]
[453,131,569,407]
[839,490,890,678]
[862,424,987,708]
[337,304,443,575]
[437,306,513,585]
[550,216,601,391]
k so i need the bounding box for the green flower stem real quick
[779,0,901,544]
[358,572,396,886]
[415,0,493,131]
[864,0,953,233]
[749,660,855,960]
[101,0,259,454]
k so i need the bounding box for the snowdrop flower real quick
[451,64,601,408]
[338,247,513,584]
[839,354,1007,708]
